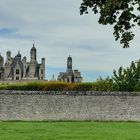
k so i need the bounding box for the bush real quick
[92,79,114,91]
[71,83,93,91]
[134,82,140,91]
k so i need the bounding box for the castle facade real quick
[58,56,83,83]
[0,44,45,81]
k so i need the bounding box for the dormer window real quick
[16,76,19,80]
[16,69,19,74]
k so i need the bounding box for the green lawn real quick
[0,121,140,140]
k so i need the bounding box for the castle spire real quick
[30,43,37,62]
[67,55,72,71]
[31,42,36,50]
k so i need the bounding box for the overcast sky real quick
[0,0,140,81]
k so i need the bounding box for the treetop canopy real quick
[80,0,140,48]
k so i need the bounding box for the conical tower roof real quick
[16,51,21,57]
[67,55,72,60]
[31,43,36,51]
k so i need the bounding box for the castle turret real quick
[67,55,72,71]
[0,53,4,67]
[6,51,12,64]
[4,51,13,79]
[41,57,45,65]
[0,53,4,80]
[22,56,27,78]
[29,43,38,79]
[30,43,37,63]
[39,57,45,80]
[16,51,21,60]
[7,51,11,58]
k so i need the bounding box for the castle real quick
[0,44,45,81]
[58,55,83,82]
[0,44,83,82]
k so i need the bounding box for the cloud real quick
[0,28,33,40]
[0,0,139,81]
[0,28,16,35]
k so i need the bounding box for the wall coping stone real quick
[0,90,139,96]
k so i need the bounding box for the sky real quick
[0,0,140,82]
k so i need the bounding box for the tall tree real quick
[112,61,140,91]
[80,0,140,48]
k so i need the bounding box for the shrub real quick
[134,82,140,91]
[41,82,69,91]
[72,83,93,91]
[93,80,114,91]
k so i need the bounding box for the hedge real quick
[0,81,114,91]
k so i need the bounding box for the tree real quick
[112,61,140,91]
[80,0,140,48]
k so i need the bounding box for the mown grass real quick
[0,121,140,140]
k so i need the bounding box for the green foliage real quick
[72,83,93,91]
[93,77,114,91]
[40,82,72,91]
[112,61,140,91]
[0,82,44,91]
[80,0,140,48]
[134,82,140,91]
[0,81,114,91]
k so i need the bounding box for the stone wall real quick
[0,91,140,121]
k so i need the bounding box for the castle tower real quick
[30,43,37,63]
[7,51,11,57]
[0,53,4,67]
[58,55,82,83]
[0,53,4,80]
[6,51,12,64]
[12,51,23,80]
[16,51,21,60]
[22,56,27,78]
[66,55,74,82]
[4,51,13,80]
[29,43,38,79]
[41,57,45,65]
[67,55,72,71]
[39,57,45,80]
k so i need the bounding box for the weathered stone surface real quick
[0,91,140,121]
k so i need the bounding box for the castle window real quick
[16,77,19,80]
[16,69,19,74]
[41,69,43,74]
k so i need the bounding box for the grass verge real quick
[0,121,140,140]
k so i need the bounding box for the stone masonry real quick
[0,91,140,121]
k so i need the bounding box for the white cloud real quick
[0,0,140,81]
